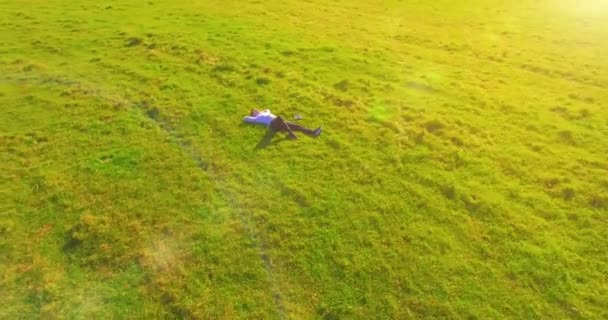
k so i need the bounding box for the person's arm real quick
[243,116,257,123]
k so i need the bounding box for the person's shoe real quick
[313,127,322,137]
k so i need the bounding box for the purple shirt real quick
[243,109,277,127]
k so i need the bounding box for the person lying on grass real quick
[243,108,321,139]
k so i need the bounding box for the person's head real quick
[250,108,260,116]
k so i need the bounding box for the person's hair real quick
[251,108,260,116]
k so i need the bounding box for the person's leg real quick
[270,116,297,139]
[286,121,321,137]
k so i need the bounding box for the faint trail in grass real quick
[134,101,287,319]
[8,67,288,318]
[225,195,288,319]
[92,48,289,316]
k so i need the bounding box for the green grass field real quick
[1,0,607,318]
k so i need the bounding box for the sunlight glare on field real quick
[556,0,608,18]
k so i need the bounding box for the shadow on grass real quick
[239,122,287,149]
[255,129,287,149]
